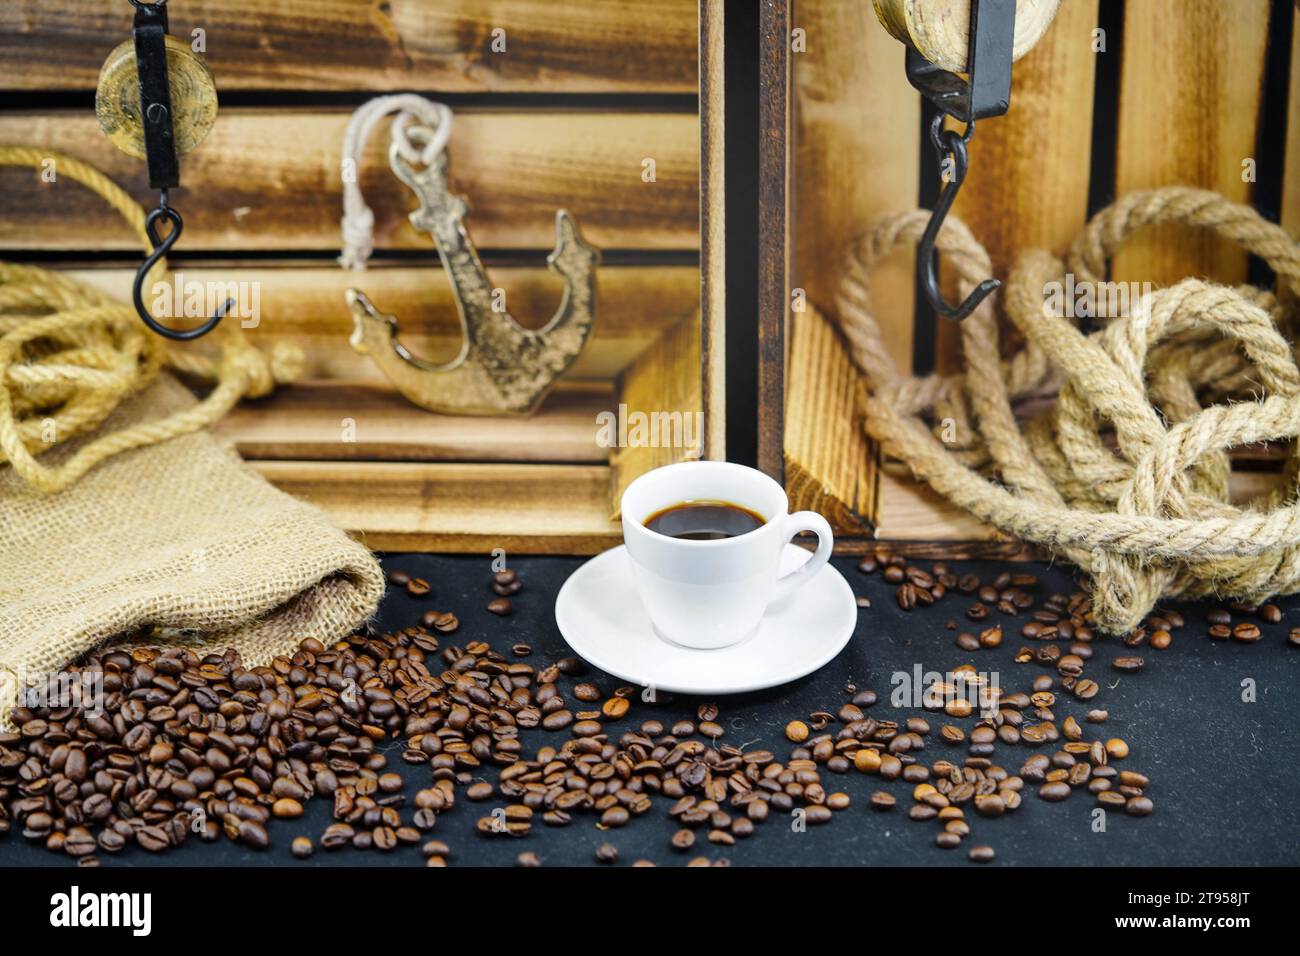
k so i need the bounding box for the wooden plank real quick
[699,0,727,462]
[790,0,919,373]
[608,315,704,516]
[937,0,1098,371]
[874,460,1279,547]
[252,461,622,554]
[1113,0,1270,286]
[65,264,698,382]
[0,110,699,252]
[784,308,874,534]
[757,0,790,480]
[0,0,698,94]
[1285,12,1300,241]
[216,380,613,463]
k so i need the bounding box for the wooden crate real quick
[0,0,723,553]
[761,0,1300,555]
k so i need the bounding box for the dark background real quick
[4,552,1296,868]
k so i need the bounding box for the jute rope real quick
[0,146,303,493]
[337,94,453,271]
[835,187,1300,634]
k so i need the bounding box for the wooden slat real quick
[699,0,727,462]
[608,315,703,516]
[0,0,697,94]
[252,461,622,554]
[874,460,1280,556]
[66,264,698,382]
[757,0,790,480]
[0,110,699,251]
[1113,0,1270,286]
[791,0,919,373]
[784,307,874,534]
[216,381,612,463]
[1285,13,1300,243]
[937,0,1098,371]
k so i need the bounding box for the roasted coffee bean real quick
[601,807,629,828]
[273,798,304,819]
[602,697,630,720]
[1072,679,1099,700]
[406,577,431,597]
[1233,622,1262,643]
[1038,781,1071,802]
[870,791,896,811]
[542,710,573,731]
[805,805,833,825]
[968,845,995,863]
[826,792,851,811]
[594,842,619,863]
[321,824,355,850]
[486,598,513,616]
[897,584,919,610]
[1112,656,1144,672]
[1126,796,1154,816]
[291,836,314,859]
[855,749,882,773]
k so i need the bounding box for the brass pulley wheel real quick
[95,33,217,160]
[872,0,1061,73]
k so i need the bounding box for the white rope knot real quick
[338,95,453,272]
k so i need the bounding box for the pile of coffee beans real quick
[2,553,1289,867]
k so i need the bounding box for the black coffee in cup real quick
[644,499,765,540]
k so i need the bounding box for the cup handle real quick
[772,511,834,603]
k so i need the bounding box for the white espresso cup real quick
[620,461,834,649]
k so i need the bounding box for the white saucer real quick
[554,544,857,695]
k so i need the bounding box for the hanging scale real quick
[95,0,228,340]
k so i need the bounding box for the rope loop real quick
[834,187,1300,633]
[0,146,302,494]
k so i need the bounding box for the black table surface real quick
[3,553,1298,868]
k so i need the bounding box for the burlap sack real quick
[0,374,385,729]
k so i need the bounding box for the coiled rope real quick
[835,187,1300,633]
[0,146,303,494]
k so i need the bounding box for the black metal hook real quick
[903,0,1017,321]
[126,0,226,340]
[133,192,233,341]
[917,115,1000,322]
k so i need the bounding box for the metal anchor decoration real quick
[348,126,598,416]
